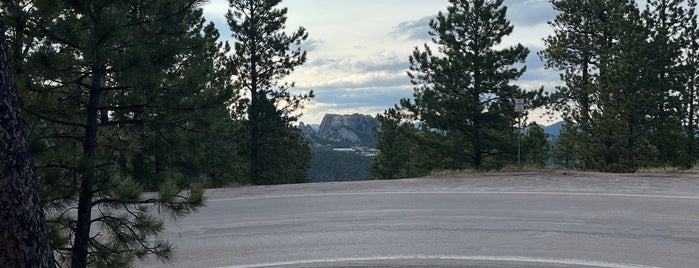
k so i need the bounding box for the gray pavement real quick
[139,172,699,268]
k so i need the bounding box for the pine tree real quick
[369,108,428,179]
[2,1,229,266]
[642,0,688,167]
[522,123,550,167]
[680,0,699,166]
[552,122,579,168]
[0,20,55,268]
[400,0,541,169]
[541,0,680,171]
[227,0,313,185]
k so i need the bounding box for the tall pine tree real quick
[0,19,55,268]
[399,0,541,169]
[542,0,692,171]
[227,0,313,185]
[369,108,430,179]
[642,0,688,167]
[679,0,699,166]
[542,0,663,171]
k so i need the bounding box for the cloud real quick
[292,38,324,52]
[306,55,408,73]
[504,0,556,27]
[288,55,415,123]
[390,16,435,41]
[291,46,563,124]
[390,1,555,43]
[202,0,565,125]
[518,47,562,92]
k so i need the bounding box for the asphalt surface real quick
[138,172,699,268]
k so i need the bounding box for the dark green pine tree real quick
[642,0,689,167]
[369,108,429,180]
[124,21,244,191]
[541,0,678,171]
[401,0,542,169]
[521,123,550,167]
[595,1,658,171]
[552,121,580,169]
[227,0,313,185]
[1,1,231,266]
[677,0,699,167]
[542,0,608,171]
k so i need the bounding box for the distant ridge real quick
[543,121,565,136]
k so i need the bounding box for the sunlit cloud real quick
[504,0,556,27]
[204,0,567,126]
[300,101,390,124]
[390,16,435,41]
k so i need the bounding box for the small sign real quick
[514,99,524,113]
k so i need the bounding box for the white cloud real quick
[205,0,565,124]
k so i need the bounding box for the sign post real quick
[514,99,524,166]
[514,99,524,113]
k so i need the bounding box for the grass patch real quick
[427,165,554,176]
[428,169,478,176]
[636,166,685,174]
[498,164,549,173]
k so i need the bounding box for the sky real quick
[201,0,567,125]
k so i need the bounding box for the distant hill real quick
[300,113,380,148]
[543,121,565,136]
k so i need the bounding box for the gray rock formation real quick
[298,122,317,144]
[298,113,380,147]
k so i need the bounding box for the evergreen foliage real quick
[1,0,235,266]
[521,123,551,167]
[369,108,432,179]
[552,122,580,168]
[308,147,374,182]
[680,0,699,167]
[227,0,313,185]
[541,0,697,171]
[373,0,544,177]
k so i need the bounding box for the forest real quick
[371,0,699,178]
[1,0,699,267]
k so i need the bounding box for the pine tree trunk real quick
[70,59,104,268]
[0,20,56,268]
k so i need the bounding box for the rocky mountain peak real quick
[299,113,380,147]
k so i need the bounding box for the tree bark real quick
[0,20,56,268]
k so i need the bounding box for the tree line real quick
[1,0,311,267]
[544,0,699,172]
[371,0,699,178]
[4,0,699,267]
[308,147,374,182]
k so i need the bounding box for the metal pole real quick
[517,116,521,167]
[514,98,524,167]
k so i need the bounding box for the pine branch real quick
[23,108,86,128]
[98,119,144,127]
[91,198,158,207]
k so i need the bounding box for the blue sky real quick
[202,0,567,125]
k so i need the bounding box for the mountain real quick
[543,121,565,136]
[299,113,380,148]
[299,122,318,144]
